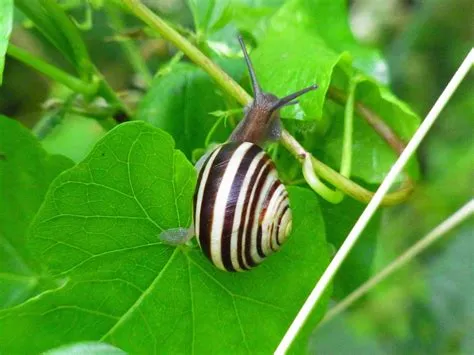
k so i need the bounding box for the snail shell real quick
[193,141,292,271]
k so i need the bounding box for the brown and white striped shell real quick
[193,141,292,271]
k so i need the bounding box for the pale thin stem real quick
[321,199,474,326]
[275,48,474,354]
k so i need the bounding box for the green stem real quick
[7,44,97,96]
[106,3,153,87]
[122,0,413,206]
[340,79,356,178]
[122,0,250,105]
[281,130,412,206]
[303,155,343,204]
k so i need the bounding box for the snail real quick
[192,36,318,271]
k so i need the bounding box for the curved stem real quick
[122,0,414,206]
[281,130,412,206]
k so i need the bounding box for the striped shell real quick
[193,141,292,272]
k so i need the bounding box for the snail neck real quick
[229,92,281,145]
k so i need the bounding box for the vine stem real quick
[320,199,474,326]
[7,44,97,96]
[275,48,474,354]
[121,0,416,205]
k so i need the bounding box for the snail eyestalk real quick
[238,35,262,97]
[271,85,318,112]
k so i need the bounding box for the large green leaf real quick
[135,61,243,157]
[0,122,331,353]
[276,0,387,82]
[252,21,351,121]
[0,0,13,85]
[0,116,73,308]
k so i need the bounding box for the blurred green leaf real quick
[321,197,381,299]
[0,116,73,308]
[135,61,243,157]
[44,342,126,355]
[0,0,13,85]
[41,114,107,163]
[309,311,385,355]
[425,224,474,352]
[0,121,331,353]
[187,0,233,35]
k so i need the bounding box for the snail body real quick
[193,36,317,271]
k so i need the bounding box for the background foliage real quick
[0,0,472,354]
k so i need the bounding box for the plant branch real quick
[320,199,474,326]
[7,44,97,96]
[328,86,406,155]
[122,0,414,205]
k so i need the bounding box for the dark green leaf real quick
[320,197,381,299]
[135,61,243,157]
[0,0,13,85]
[0,121,331,353]
[0,116,73,308]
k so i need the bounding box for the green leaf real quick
[252,23,351,121]
[279,0,388,82]
[41,114,107,163]
[0,119,331,353]
[0,116,73,308]
[135,61,243,157]
[44,342,126,355]
[320,197,381,299]
[323,79,420,183]
[187,0,233,35]
[0,0,13,85]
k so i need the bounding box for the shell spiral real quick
[193,141,292,272]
